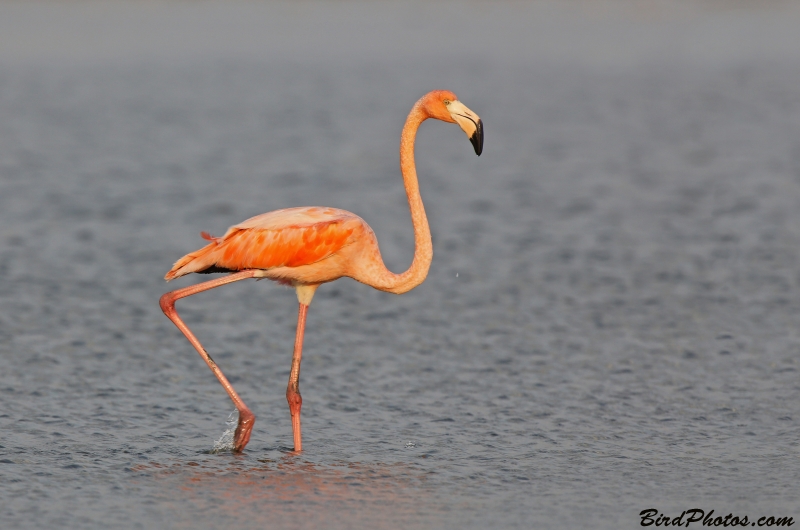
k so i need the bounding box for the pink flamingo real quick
[160,90,483,452]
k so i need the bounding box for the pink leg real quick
[159,270,258,452]
[287,303,309,452]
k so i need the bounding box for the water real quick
[212,411,239,453]
[1,1,800,528]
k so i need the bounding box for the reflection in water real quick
[132,456,437,529]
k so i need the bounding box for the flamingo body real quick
[160,90,483,452]
[165,206,379,287]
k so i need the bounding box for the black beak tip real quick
[470,119,483,156]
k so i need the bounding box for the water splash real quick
[211,410,238,453]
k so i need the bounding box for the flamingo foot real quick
[232,410,255,452]
[287,390,302,452]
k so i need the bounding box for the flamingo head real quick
[421,90,483,156]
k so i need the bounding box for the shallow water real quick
[1,2,800,528]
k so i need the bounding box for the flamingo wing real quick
[165,207,362,281]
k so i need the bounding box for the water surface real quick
[1,2,799,528]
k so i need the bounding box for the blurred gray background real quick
[0,1,799,529]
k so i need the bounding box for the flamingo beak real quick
[448,100,483,156]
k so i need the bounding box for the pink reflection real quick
[133,457,435,529]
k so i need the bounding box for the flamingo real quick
[160,90,483,452]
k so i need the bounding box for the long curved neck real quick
[370,101,432,294]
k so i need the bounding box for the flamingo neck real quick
[374,101,432,294]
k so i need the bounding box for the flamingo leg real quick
[159,270,258,452]
[287,302,309,452]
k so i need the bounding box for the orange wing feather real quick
[165,207,361,281]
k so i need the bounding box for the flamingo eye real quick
[444,100,451,106]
